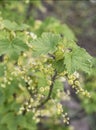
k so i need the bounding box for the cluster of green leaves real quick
[0,1,96,130]
[0,19,29,60]
[0,15,94,130]
[31,33,92,74]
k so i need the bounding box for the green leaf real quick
[60,24,76,41]
[0,39,9,55]
[17,113,37,130]
[12,38,28,51]
[1,112,18,130]
[62,38,77,49]
[0,109,36,130]
[25,113,37,130]
[0,38,28,59]
[31,33,61,56]
[17,24,29,31]
[53,59,65,73]
[64,47,93,74]
[3,20,18,31]
[3,20,29,31]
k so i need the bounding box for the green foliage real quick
[35,17,76,41]
[31,31,93,74]
[0,1,95,130]
[0,112,37,130]
[0,17,94,130]
[31,33,61,56]
[2,19,29,31]
[0,38,28,60]
[64,47,92,74]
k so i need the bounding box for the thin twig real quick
[37,70,57,108]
